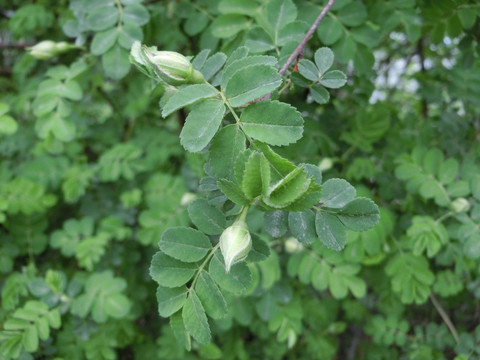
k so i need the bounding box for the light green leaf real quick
[316,16,343,45]
[159,227,212,262]
[265,167,310,208]
[195,271,228,319]
[217,179,250,205]
[221,55,278,90]
[314,47,334,74]
[337,1,367,27]
[188,199,226,235]
[297,59,319,82]
[225,65,282,107]
[87,5,118,31]
[211,14,250,38]
[320,178,356,208]
[0,115,18,135]
[337,198,380,232]
[242,152,270,199]
[122,3,150,25]
[315,212,347,251]
[265,0,297,40]
[182,291,211,344]
[90,27,118,55]
[156,285,188,317]
[118,22,143,48]
[184,11,208,36]
[180,99,225,153]
[170,311,191,351]
[35,112,76,142]
[320,70,347,89]
[22,325,38,352]
[102,44,131,79]
[150,252,196,288]
[208,124,246,179]
[218,0,258,16]
[240,100,303,146]
[104,293,131,318]
[162,84,218,117]
[310,85,330,104]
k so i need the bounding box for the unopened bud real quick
[319,157,333,172]
[130,41,204,86]
[27,40,74,60]
[285,237,303,253]
[451,198,470,213]
[220,207,252,273]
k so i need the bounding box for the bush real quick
[1,0,480,359]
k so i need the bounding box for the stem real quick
[435,211,454,224]
[114,0,124,29]
[279,0,337,76]
[262,0,337,100]
[430,293,460,345]
[188,243,221,294]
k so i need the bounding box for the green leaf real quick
[87,5,118,31]
[297,59,319,82]
[208,124,246,179]
[265,0,297,40]
[225,65,282,107]
[0,114,18,135]
[337,198,380,232]
[211,14,250,38]
[265,167,311,208]
[219,0,258,15]
[314,47,334,74]
[310,85,330,104]
[170,311,191,351]
[277,21,308,46]
[407,216,448,258]
[242,152,270,199]
[184,11,208,36]
[240,100,303,146]
[156,285,188,317]
[337,1,367,27]
[264,210,288,238]
[320,178,356,208]
[36,112,76,142]
[320,70,347,89]
[251,141,297,176]
[195,271,228,319]
[118,22,143,48]
[102,44,131,79]
[104,293,131,318]
[180,99,225,153]
[182,291,211,344]
[150,252,196,288]
[288,210,317,244]
[22,325,38,352]
[162,84,218,117]
[316,16,343,45]
[122,3,150,25]
[245,27,275,53]
[209,250,252,294]
[315,212,347,251]
[200,53,227,82]
[221,55,278,90]
[188,199,226,235]
[217,179,250,205]
[159,227,212,262]
[90,27,118,55]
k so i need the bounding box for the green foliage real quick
[2,0,480,359]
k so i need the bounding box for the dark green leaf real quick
[315,211,347,251]
[149,252,196,288]
[188,199,226,235]
[156,285,188,317]
[182,291,211,344]
[162,84,218,117]
[195,271,228,319]
[209,250,252,294]
[208,124,246,179]
[337,198,380,231]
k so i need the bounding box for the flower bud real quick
[220,207,252,273]
[451,197,470,213]
[27,40,74,60]
[130,41,204,86]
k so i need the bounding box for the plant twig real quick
[262,0,337,100]
[430,293,460,344]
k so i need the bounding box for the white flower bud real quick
[319,157,333,172]
[27,40,74,60]
[130,41,204,86]
[220,207,252,273]
[451,198,470,213]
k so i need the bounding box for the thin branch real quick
[0,41,35,49]
[430,293,460,345]
[262,0,337,100]
[279,0,336,76]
